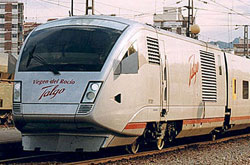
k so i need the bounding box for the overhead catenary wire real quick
[23,0,250,21]
[34,0,61,16]
[37,0,103,16]
[209,0,250,21]
[37,0,82,12]
[21,0,249,43]
[236,0,250,8]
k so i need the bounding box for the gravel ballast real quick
[107,136,250,165]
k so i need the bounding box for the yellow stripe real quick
[233,78,237,100]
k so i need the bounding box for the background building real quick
[0,0,23,73]
[153,7,188,36]
[233,38,250,57]
[24,22,41,39]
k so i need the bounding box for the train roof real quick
[42,15,139,27]
[36,15,220,51]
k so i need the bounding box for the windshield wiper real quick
[26,46,60,75]
[26,45,36,68]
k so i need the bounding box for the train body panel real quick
[162,35,226,120]
[226,53,250,128]
[90,29,162,135]
[154,31,227,137]
[13,16,250,152]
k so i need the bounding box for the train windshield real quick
[18,26,122,72]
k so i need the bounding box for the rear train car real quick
[13,16,250,152]
[0,72,14,125]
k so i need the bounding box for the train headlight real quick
[81,82,102,103]
[86,92,95,100]
[13,81,22,103]
[90,83,99,91]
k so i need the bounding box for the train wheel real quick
[167,134,175,143]
[211,133,216,141]
[156,138,164,150]
[126,140,139,154]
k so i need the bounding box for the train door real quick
[159,40,168,120]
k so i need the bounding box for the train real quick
[0,54,16,126]
[0,73,14,126]
[13,15,250,153]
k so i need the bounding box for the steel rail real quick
[0,153,62,163]
[66,133,250,165]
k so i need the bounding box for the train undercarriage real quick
[125,121,183,154]
[125,119,240,154]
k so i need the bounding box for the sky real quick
[20,0,250,43]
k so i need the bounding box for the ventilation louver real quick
[146,37,160,65]
[13,103,21,114]
[200,50,217,102]
[78,104,93,114]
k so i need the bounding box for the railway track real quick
[0,130,249,164]
[0,153,63,164]
[67,130,250,165]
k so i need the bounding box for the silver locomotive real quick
[13,16,250,153]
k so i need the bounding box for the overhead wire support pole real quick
[71,0,73,16]
[186,0,190,37]
[244,25,249,57]
[186,0,193,37]
[86,0,94,15]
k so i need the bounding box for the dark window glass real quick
[243,81,249,99]
[164,87,167,101]
[12,24,17,28]
[12,34,17,38]
[114,41,138,75]
[18,26,122,72]
[12,5,17,9]
[0,5,5,9]
[164,67,167,80]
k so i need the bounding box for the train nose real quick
[13,103,98,133]
[13,103,79,132]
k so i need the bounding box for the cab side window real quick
[115,41,139,75]
[243,80,249,99]
[122,42,137,60]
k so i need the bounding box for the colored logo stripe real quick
[183,117,224,125]
[231,116,250,121]
[124,122,147,129]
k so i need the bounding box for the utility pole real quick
[71,0,73,16]
[244,25,249,57]
[186,0,194,37]
[86,0,94,15]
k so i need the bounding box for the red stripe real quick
[124,122,147,130]
[183,117,225,125]
[230,116,250,121]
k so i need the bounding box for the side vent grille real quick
[78,104,93,114]
[200,50,217,102]
[146,37,160,65]
[13,104,21,114]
